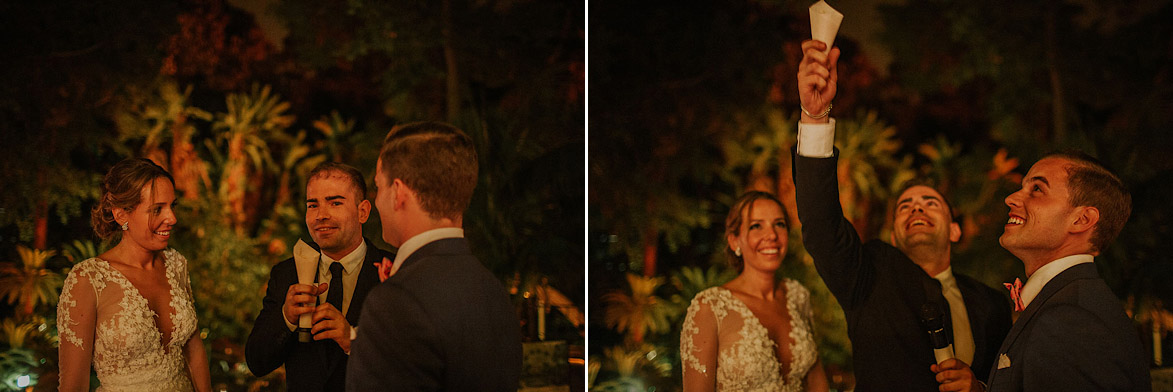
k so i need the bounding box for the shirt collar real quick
[319,240,367,275]
[1020,254,1094,308]
[932,266,957,290]
[387,228,464,276]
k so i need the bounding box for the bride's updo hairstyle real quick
[90,158,175,239]
[724,191,788,273]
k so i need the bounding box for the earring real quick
[734,248,741,257]
[121,221,129,231]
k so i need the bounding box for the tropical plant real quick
[61,240,109,265]
[589,344,674,392]
[0,246,64,316]
[210,84,295,234]
[601,274,677,345]
[668,265,737,312]
[112,79,214,201]
[311,111,358,163]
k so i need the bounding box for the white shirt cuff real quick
[797,118,836,158]
[283,310,298,332]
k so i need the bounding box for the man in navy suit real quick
[975,152,1149,391]
[795,39,1011,392]
[347,121,522,391]
[246,162,395,392]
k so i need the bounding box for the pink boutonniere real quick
[1004,278,1024,312]
[376,257,394,282]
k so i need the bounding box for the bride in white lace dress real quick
[58,158,211,392]
[681,191,828,392]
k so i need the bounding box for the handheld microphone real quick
[920,302,954,364]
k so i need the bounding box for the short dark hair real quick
[891,178,956,222]
[1043,151,1131,253]
[307,162,368,200]
[379,121,478,220]
[91,158,175,239]
[724,191,789,273]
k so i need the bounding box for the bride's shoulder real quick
[162,248,189,264]
[690,286,734,308]
[781,279,811,301]
[63,258,111,283]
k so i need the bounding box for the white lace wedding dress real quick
[680,279,818,392]
[57,249,199,392]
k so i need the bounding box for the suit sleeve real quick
[792,148,874,310]
[1021,303,1138,391]
[347,283,444,391]
[245,264,295,377]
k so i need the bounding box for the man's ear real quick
[391,179,412,211]
[1069,206,1100,235]
[357,199,372,223]
[949,221,962,243]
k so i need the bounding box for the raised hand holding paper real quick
[809,0,843,54]
[293,239,320,342]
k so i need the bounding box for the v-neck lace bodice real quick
[680,280,818,392]
[58,249,198,392]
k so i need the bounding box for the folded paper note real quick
[809,0,843,54]
[293,239,320,342]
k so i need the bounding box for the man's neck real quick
[1014,242,1095,277]
[322,239,363,261]
[395,215,463,247]
[904,245,951,277]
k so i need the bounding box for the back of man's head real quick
[379,121,479,220]
[1043,150,1131,253]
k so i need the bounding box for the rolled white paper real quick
[293,239,320,342]
[809,0,843,54]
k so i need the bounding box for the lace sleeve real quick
[680,292,719,392]
[57,263,98,390]
[172,250,195,300]
[794,282,815,327]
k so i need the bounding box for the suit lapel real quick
[996,263,1099,353]
[348,238,384,326]
[956,277,989,370]
[389,237,470,279]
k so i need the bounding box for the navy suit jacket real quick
[986,262,1150,391]
[245,238,394,392]
[794,149,1012,391]
[346,237,522,391]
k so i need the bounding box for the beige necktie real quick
[941,279,974,365]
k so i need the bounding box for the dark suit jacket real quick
[794,149,1012,391]
[245,238,394,392]
[346,237,522,392]
[986,263,1150,391]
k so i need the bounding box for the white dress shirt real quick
[1020,254,1094,309]
[934,267,975,365]
[384,227,465,278]
[797,118,837,158]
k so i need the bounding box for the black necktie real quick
[327,262,344,312]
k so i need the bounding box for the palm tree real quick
[211,84,295,234]
[0,246,63,316]
[601,274,676,345]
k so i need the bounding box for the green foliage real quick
[601,274,679,345]
[589,344,674,392]
[0,247,64,316]
[667,265,736,312]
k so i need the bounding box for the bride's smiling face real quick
[728,198,789,274]
[115,178,177,252]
